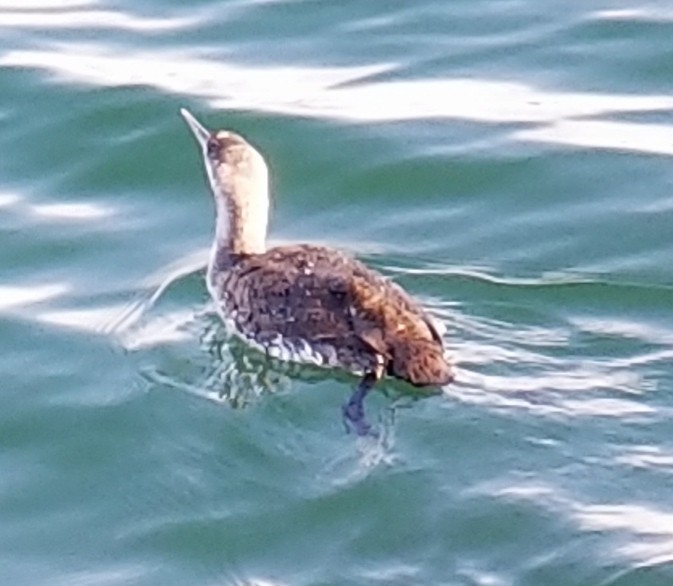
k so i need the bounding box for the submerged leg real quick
[342,361,384,437]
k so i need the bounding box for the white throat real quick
[205,147,269,257]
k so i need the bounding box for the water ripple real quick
[615,445,673,472]
[590,7,673,23]
[0,0,93,8]
[513,119,673,157]
[2,1,672,584]
[0,283,69,311]
[30,201,114,220]
[575,503,673,566]
[0,192,21,208]
[489,482,673,569]
[2,44,672,156]
[0,4,196,31]
[0,188,117,224]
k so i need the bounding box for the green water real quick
[2,1,673,584]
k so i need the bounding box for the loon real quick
[180,108,454,434]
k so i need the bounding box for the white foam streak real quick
[458,356,641,395]
[0,10,196,31]
[2,45,672,155]
[0,283,69,311]
[561,397,654,417]
[139,248,207,291]
[31,201,113,220]
[270,79,673,125]
[591,8,673,23]
[450,358,652,417]
[616,446,673,470]
[232,579,289,586]
[514,120,673,157]
[35,302,197,349]
[493,482,673,566]
[118,310,195,350]
[52,564,148,586]
[0,0,93,8]
[0,187,114,223]
[0,47,389,105]
[36,305,124,332]
[0,192,21,208]
[575,503,673,565]
[572,316,673,346]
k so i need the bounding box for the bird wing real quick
[219,245,442,354]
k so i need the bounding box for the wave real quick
[1,41,672,155]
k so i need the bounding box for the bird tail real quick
[390,339,454,387]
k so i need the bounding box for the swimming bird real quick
[180,108,454,434]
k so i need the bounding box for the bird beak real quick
[180,108,211,150]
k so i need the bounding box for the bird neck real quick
[204,147,270,271]
[211,184,268,261]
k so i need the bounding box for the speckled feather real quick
[210,244,453,386]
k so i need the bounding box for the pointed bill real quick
[180,108,211,150]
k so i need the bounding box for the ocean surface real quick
[2,1,673,584]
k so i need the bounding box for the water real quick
[1,1,673,584]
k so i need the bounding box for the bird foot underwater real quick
[341,375,379,437]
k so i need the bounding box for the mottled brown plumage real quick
[210,244,452,386]
[179,108,453,432]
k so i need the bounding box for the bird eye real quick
[206,137,220,159]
